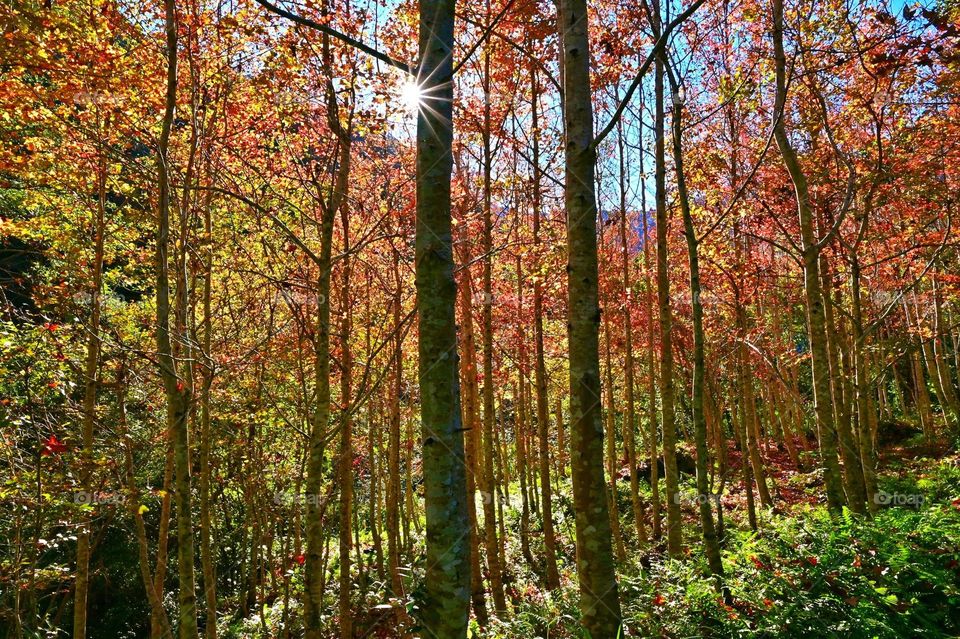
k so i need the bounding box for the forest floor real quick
[222,434,960,639]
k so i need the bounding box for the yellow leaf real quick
[138,504,149,515]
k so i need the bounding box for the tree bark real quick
[821,258,866,512]
[531,64,560,588]
[155,1,200,634]
[415,0,470,632]
[671,85,724,578]
[479,20,507,613]
[616,111,646,545]
[456,241,489,625]
[652,2,682,553]
[198,156,217,639]
[640,140,661,542]
[602,312,627,562]
[772,0,845,511]
[387,237,405,597]
[337,169,354,639]
[559,0,623,631]
[72,136,106,639]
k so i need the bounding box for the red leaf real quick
[41,435,68,456]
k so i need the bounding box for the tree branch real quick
[451,0,517,76]
[591,0,706,150]
[254,0,412,75]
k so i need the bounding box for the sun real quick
[400,80,424,111]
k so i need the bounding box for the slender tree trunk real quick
[772,0,844,511]
[118,363,174,639]
[653,7,682,553]
[456,242,489,625]
[822,258,866,512]
[516,259,535,570]
[731,226,772,509]
[516,380,535,568]
[338,186,354,639]
[640,146,662,542]
[617,116,646,545]
[911,344,935,438]
[559,0,623,631]
[479,22,507,613]
[304,26,355,636]
[198,159,217,639]
[931,280,960,427]
[151,441,174,639]
[388,240,404,595]
[370,401,386,583]
[849,256,879,510]
[742,335,772,507]
[72,140,107,639]
[603,312,627,562]
[732,372,757,530]
[671,87,724,578]
[737,314,772,509]
[531,65,559,588]
[415,0,470,631]
[155,2,200,634]
[303,139,339,639]
[555,396,566,478]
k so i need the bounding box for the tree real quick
[558,0,623,631]
[414,0,471,632]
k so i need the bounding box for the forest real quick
[1,0,960,636]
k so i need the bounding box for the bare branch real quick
[254,0,412,74]
[592,0,706,150]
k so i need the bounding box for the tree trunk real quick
[640,145,661,542]
[387,241,405,597]
[199,158,217,639]
[151,441,174,639]
[531,64,560,588]
[415,0,470,632]
[821,258,866,512]
[559,0,623,631]
[603,313,627,562]
[653,5,682,553]
[118,363,174,639]
[337,179,354,639]
[516,380,535,568]
[617,114,646,545]
[155,1,200,633]
[671,83,724,578]
[456,241,489,625]
[72,139,106,639]
[479,22,507,614]
[772,0,845,511]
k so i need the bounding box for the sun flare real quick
[400,81,424,111]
